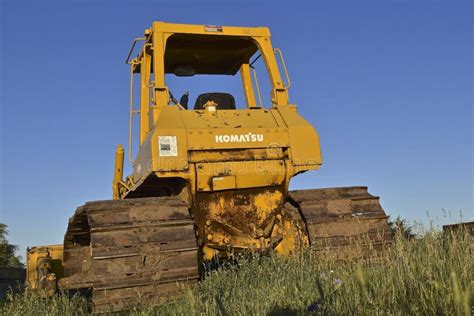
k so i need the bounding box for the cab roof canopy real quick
[164,34,259,75]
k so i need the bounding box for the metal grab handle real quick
[125,37,146,64]
[274,48,291,89]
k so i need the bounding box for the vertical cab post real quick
[113,144,125,199]
[151,23,169,126]
[240,63,258,108]
[139,44,152,144]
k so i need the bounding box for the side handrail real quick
[128,41,152,164]
[126,38,146,163]
[128,62,140,164]
[274,48,291,89]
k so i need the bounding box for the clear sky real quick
[1,0,472,258]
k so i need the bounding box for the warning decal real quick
[158,136,178,157]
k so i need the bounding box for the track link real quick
[289,187,392,252]
[59,197,199,313]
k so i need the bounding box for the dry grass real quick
[1,227,472,315]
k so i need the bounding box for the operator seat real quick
[194,92,236,110]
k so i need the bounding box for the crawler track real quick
[57,187,390,312]
[59,197,199,313]
[289,187,392,252]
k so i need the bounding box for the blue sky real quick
[1,0,472,257]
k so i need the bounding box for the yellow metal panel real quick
[152,21,271,37]
[276,105,323,168]
[179,109,281,129]
[131,131,154,182]
[196,160,286,191]
[151,107,189,172]
[186,127,289,150]
[189,148,285,163]
[212,175,236,191]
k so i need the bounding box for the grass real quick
[1,227,472,315]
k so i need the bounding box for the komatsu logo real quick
[215,133,264,143]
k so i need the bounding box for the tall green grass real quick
[2,228,472,315]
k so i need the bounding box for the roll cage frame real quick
[126,22,291,147]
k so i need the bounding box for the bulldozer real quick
[26,22,392,312]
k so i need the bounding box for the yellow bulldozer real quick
[26,22,392,312]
